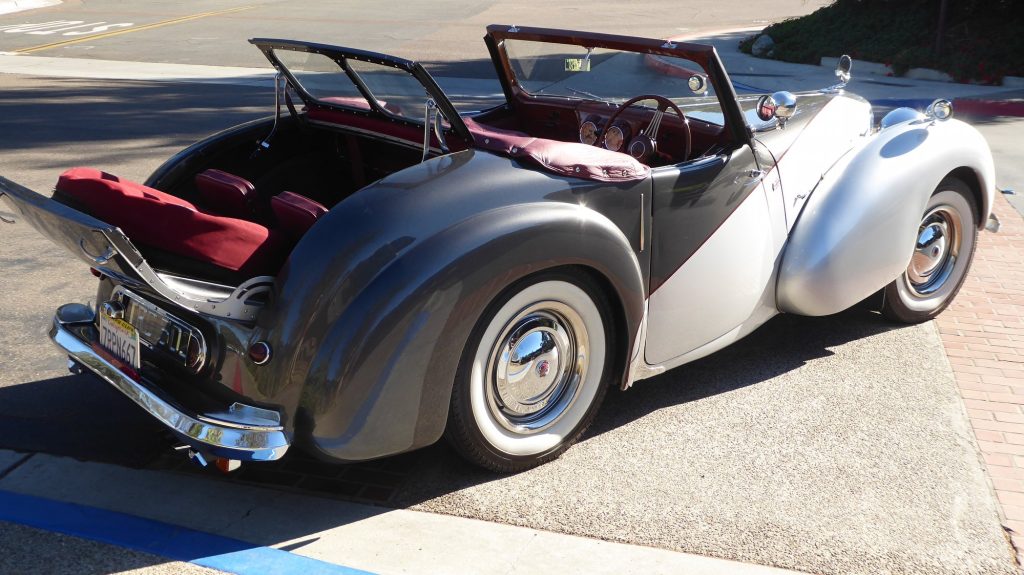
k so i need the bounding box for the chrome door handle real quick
[79,238,115,264]
[734,169,764,185]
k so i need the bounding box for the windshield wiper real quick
[567,87,601,100]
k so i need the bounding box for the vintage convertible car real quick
[0,26,997,472]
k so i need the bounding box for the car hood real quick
[749,91,872,168]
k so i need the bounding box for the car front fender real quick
[289,201,644,461]
[777,116,995,316]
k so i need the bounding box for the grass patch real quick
[740,0,1024,84]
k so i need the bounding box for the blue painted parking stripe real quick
[0,489,374,575]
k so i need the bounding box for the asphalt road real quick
[0,0,830,67]
[0,1,1021,574]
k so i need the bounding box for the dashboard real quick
[574,100,722,166]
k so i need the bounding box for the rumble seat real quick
[55,168,291,279]
[195,169,258,219]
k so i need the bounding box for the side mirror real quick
[756,91,797,127]
[836,54,852,85]
[925,99,953,122]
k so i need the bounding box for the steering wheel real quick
[599,94,690,163]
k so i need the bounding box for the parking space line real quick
[0,489,374,575]
[14,5,254,54]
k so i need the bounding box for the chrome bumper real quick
[49,303,290,461]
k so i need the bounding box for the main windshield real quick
[502,39,724,125]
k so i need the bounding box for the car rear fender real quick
[288,202,644,462]
[777,116,995,316]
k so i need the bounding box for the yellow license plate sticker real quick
[98,312,141,370]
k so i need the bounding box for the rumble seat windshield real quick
[502,39,725,126]
[272,50,428,122]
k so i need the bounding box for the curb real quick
[0,488,374,575]
[0,0,61,15]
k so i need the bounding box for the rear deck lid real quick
[0,176,272,321]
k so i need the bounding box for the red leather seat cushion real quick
[56,167,289,278]
[271,191,328,239]
[195,169,256,219]
[463,117,649,182]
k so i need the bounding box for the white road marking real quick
[1,20,78,32]
[1,19,134,36]
[63,23,133,36]
[26,21,103,34]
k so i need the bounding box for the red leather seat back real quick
[56,167,289,278]
[270,192,328,240]
[195,169,256,219]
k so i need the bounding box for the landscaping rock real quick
[906,67,954,83]
[751,34,775,57]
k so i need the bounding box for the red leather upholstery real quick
[463,117,650,182]
[303,107,648,182]
[271,191,328,239]
[56,168,289,278]
[195,169,256,219]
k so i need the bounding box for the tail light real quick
[186,335,205,370]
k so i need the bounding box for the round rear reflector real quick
[249,341,271,365]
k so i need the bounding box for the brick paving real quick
[936,193,1024,557]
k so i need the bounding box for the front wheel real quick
[882,177,978,323]
[445,271,614,472]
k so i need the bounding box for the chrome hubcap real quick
[906,206,961,296]
[487,302,587,433]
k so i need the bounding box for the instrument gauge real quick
[603,123,631,152]
[579,120,600,146]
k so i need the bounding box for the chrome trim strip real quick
[50,304,289,461]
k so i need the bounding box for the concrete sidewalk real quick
[0,450,801,575]
[0,0,60,16]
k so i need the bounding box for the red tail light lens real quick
[248,342,271,365]
[186,336,205,370]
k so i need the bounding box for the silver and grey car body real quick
[0,25,995,467]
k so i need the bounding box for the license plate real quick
[98,311,141,370]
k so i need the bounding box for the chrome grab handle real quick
[79,238,115,264]
[734,169,764,186]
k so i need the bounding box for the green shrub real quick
[743,0,1023,83]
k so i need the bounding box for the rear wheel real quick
[882,177,977,323]
[445,271,614,473]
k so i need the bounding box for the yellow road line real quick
[15,5,254,54]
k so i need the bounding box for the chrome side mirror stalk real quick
[821,54,852,93]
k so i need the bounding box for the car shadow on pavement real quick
[12,308,903,506]
[384,306,907,504]
[0,374,174,468]
[134,306,905,510]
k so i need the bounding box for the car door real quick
[644,142,787,365]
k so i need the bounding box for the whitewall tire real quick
[882,177,978,323]
[446,271,614,472]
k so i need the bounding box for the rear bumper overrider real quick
[49,303,290,461]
